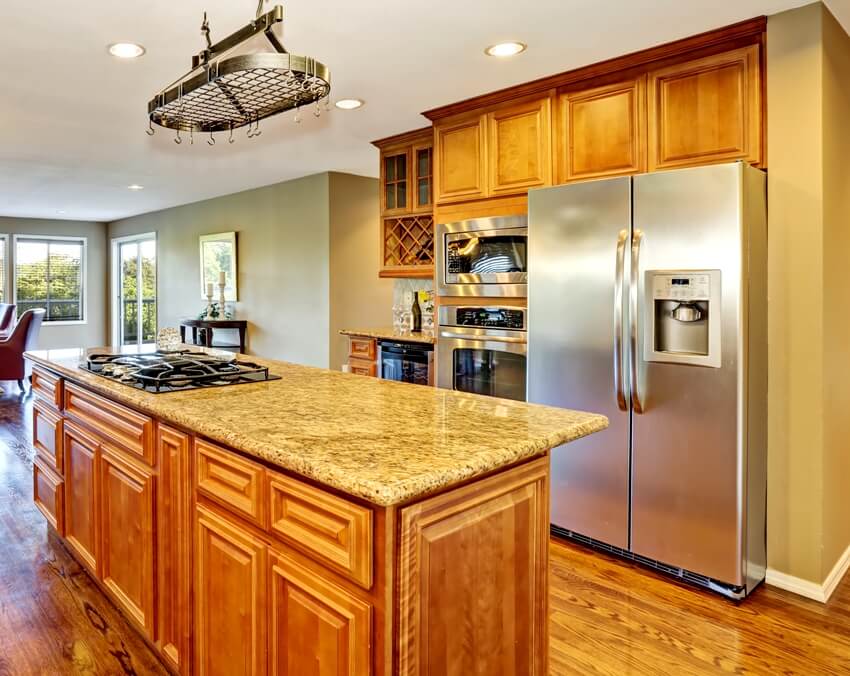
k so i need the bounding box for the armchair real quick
[0,309,45,391]
[0,303,15,337]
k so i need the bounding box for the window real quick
[0,235,7,303]
[14,236,86,323]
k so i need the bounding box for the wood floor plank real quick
[2,383,850,674]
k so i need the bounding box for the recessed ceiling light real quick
[108,42,146,59]
[485,41,527,58]
[127,184,144,191]
[56,210,66,215]
[335,98,364,110]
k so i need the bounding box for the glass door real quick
[115,235,156,347]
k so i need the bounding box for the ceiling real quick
[1,0,844,222]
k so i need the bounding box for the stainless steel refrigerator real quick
[528,162,767,598]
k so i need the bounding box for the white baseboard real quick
[766,544,850,603]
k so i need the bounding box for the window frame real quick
[0,234,8,305]
[12,234,88,326]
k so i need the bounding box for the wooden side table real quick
[180,319,248,353]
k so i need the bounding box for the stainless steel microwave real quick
[435,215,528,297]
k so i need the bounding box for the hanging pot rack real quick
[147,2,331,143]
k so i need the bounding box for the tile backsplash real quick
[393,279,435,330]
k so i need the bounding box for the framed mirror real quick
[199,232,238,301]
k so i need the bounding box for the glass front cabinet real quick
[373,127,434,278]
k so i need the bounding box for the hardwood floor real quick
[1,383,848,675]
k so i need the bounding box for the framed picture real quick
[199,232,238,301]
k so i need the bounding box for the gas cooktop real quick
[80,350,280,393]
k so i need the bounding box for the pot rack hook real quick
[174,128,182,144]
[253,117,262,137]
[228,125,235,144]
[145,117,155,136]
[207,130,216,146]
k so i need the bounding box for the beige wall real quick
[0,216,108,350]
[108,172,385,370]
[328,173,393,371]
[767,2,850,584]
[108,173,331,367]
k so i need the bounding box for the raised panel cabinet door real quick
[648,44,762,170]
[398,457,550,676]
[559,78,646,182]
[157,425,191,673]
[196,505,267,676]
[33,399,64,474]
[487,98,552,196]
[33,456,65,535]
[269,552,371,676]
[100,444,156,638]
[63,421,99,574]
[434,115,487,203]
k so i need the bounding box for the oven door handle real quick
[439,331,527,345]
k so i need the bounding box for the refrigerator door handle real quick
[630,228,645,413]
[614,229,628,411]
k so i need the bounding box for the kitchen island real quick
[25,347,606,675]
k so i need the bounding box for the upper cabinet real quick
[647,45,762,171]
[434,97,552,204]
[488,98,552,195]
[373,127,435,279]
[557,77,646,183]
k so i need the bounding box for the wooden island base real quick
[30,366,551,675]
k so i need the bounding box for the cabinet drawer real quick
[34,457,64,535]
[32,366,63,410]
[196,440,265,526]
[348,337,376,361]
[64,383,154,465]
[268,473,373,588]
[33,399,64,474]
[348,358,377,378]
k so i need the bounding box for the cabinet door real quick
[196,505,267,676]
[33,457,64,535]
[434,115,487,203]
[648,45,761,170]
[412,142,433,211]
[559,78,646,182]
[157,425,191,673]
[487,98,552,196]
[381,149,411,215]
[33,399,64,474]
[269,552,371,676]
[63,421,99,574]
[100,444,156,638]
[398,457,549,676]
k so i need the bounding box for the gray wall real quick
[108,173,332,367]
[0,217,107,350]
[328,173,393,371]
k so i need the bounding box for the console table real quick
[180,318,248,353]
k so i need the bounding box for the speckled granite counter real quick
[25,347,606,506]
[340,328,436,345]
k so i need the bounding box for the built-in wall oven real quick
[437,306,527,401]
[436,215,528,297]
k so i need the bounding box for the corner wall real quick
[766,1,850,590]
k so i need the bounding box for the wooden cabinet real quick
[488,98,552,195]
[346,336,378,378]
[63,421,100,574]
[374,127,435,279]
[196,505,268,676]
[33,399,64,473]
[648,45,762,171]
[33,457,64,535]
[32,365,63,410]
[196,438,266,526]
[434,114,488,203]
[558,77,646,182]
[397,457,550,676]
[269,552,371,676]
[157,425,192,674]
[100,444,156,637]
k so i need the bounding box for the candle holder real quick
[218,282,227,317]
[205,289,215,319]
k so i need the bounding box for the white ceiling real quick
[0,0,844,222]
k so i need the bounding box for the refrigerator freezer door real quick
[528,178,632,548]
[631,163,745,585]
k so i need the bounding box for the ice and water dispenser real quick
[644,270,722,368]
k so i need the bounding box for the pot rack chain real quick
[145,2,331,145]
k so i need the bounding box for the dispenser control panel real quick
[651,274,711,301]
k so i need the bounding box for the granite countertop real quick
[340,328,436,345]
[25,347,607,507]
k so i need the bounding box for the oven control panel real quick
[441,306,526,330]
